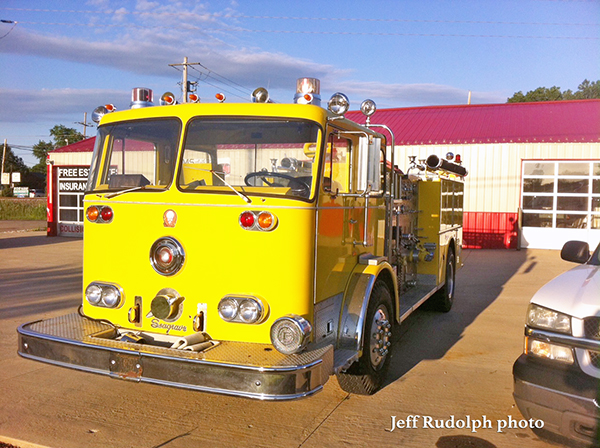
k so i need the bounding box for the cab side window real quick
[323,134,351,193]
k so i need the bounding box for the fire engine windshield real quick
[86,119,181,193]
[177,119,321,200]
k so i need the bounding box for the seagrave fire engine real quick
[18,79,467,399]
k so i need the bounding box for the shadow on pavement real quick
[383,249,530,387]
[0,266,82,319]
[0,234,80,249]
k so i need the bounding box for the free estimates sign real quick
[57,166,89,236]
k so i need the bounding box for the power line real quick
[0,19,17,39]
[2,8,598,27]
[188,65,251,99]
[9,20,598,39]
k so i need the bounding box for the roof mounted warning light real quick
[294,78,321,106]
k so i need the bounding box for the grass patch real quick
[0,198,46,220]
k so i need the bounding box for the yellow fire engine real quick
[18,79,467,399]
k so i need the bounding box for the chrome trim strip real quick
[526,327,600,351]
[140,377,323,401]
[84,198,386,212]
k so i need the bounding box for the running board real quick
[399,284,441,322]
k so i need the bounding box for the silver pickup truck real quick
[513,240,600,446]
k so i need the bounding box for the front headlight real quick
[217,296,265,324]
[85,282,122,308]
[526,304,571,334]
[526,337,574,364]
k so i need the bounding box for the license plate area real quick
[109,352,143,380]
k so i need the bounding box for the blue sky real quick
[1,0,598,166]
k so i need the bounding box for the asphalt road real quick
[0,228,578,448]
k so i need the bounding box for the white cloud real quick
[0,88,129,123]
[330,80,505,108]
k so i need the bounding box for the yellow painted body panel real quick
[83,192,315,344]
[417,178,463,281]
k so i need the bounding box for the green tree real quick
[508,79,600,103]
[1,144,30,195]
[572,79,600,99]
[32,125,84,173]
[31,140,53,174]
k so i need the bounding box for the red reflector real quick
[157,247,174,264]
[240,211,255,228]
[100,207,113,222]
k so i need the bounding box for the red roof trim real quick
[50,137,96,153]
[348,99,600,146]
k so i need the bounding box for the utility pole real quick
[1,139,6,186]
[75,112,94,138]
[169,57,200,103]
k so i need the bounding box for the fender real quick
[337,255,398,355]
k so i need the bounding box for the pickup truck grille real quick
[583,317,600,340]
[589,351,600,368]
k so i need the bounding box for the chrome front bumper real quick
[17,313,333,400]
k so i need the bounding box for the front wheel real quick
[336,282,394,395]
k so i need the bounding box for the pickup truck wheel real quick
[428,248,455,313]
[336,281,393,395]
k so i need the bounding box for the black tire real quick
[428,248,456,313]
[336,281,394,395]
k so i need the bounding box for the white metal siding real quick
[394,142,600,213]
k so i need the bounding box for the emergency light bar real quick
[130,87,153,108]
[294,78,321,106]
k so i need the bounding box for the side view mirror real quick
[560,240,590,264]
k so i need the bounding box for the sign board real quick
[1,173,9,185]
[57,166,89,237]
[13,186,29,198]
[12,172,21,183]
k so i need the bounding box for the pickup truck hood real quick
[532,264,600,319]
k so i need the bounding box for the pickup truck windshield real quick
[177,119,320,200]
[87,119,181,193]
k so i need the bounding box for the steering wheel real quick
[244,172,311,197]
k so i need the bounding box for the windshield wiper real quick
[186,167,252,204]
[105,185,147,199]
[210,170,252,204]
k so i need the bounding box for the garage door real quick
[520,160,600,249]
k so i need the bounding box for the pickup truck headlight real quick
[526,304,571,334]
[526,337,574,364]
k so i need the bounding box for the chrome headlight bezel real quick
[270,314,312,355]
[150,237,185,276]
[526,303,572,334]
[85,282,123,308]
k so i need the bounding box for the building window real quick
[521,160,600,229]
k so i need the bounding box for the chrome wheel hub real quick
[369,306,392,369]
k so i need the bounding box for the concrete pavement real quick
[0,221,46,234]
[0,230,578,448]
